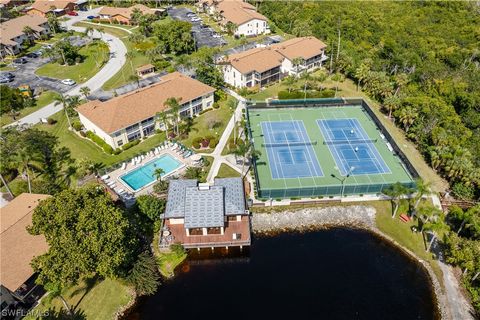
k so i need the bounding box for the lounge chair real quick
[109,183,116,189]
[101,174,109,181]
[107,180,115,187]
[131,159,135,165]
[154,149,159,155]
[116,188,125,195]
[121,163,127,170]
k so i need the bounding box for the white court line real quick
[261,120,282,181]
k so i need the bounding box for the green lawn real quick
[180,96,235,152]
[26,278,133,320]
[216,163,241,178]
[74,22,151,91]
[38,112,166,167]
[1,90,57,126]
[35,41,109,83]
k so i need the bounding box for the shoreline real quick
[252,205,449,320]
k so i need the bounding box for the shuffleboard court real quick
[260,120,323,179]
[317,118,390,176]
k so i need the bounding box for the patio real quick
[99,141,204,203]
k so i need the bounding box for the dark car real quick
[26,52,39,58]
[87,15,98,19]
[1,72,15,79]
[13,57,27,64]
[0,77,13,83]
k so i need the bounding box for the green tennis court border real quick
[246,98,418,199]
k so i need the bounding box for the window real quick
[125,123,139,133]
[112,131,122,137]
[142,125,155,136]
[127,130,141,142]
[117,140,124,146]
[180,109,190,118]
[192,104,202,115]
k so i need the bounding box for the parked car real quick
[87,15,98,19]
[26,52,39,58]
[61,79,76,86]
[1,72,15,80]
[67,11,78,16]
[0,76,13,83]
[13,57,27,64]
[33,50,43,56]
[190,17,201,22]
[186,12,196,17]
[42,44,53,50]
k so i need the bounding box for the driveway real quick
[5,7,127,127]
[168,7,226,48]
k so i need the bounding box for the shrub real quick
[79,131,86,137]
[122,139,140,150]
[208,138,218,149]
[277,89,335,100]
[170,243,185,256]
[213,102,220,109]
[198,108,213,115]
[153,180,169,194]
[72,120,82,131]
[86,131,114,154]
[192,137,203,149]
[47,117,57,125]
[113,148,122,155]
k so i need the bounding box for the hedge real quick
[86,131,114,154]
[72,120,82,131]
[277,89,335,100]
[209,138,218,148]
[122,139,140,150]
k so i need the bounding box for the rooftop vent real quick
[198,183,210,191]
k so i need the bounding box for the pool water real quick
[120,154,182,191]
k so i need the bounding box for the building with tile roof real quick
[161,178,250,249]
[26,0,83,17]
[0,193,50,312]
[198,0,269,37]
[98,4,161,25]
[77,72,215,149]
[0,14,50,57]
[220,36,328,88]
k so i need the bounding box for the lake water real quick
[127,229,439,320]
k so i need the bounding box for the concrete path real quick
[5,8,127,127]
[430,194,475,320]
[205,89,246,183]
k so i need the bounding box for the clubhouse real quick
[77,72,215,149]
[160,178,251,249]
[221,37,328,88]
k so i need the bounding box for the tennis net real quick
[262,141,317,148]
[324,139,377,145]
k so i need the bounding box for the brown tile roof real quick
[0,193,50,292]
[99,4,154,20]
[216,0,267,26]
[272,36,327,60]
[28,0,74,13]
[0,14,48,47]
[226,37,327,74]
[77,72,215,134]
[227,47,284,74]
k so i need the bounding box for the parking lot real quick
[1,57,72,94]
[168,7,227,48]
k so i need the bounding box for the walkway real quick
[430,194,475,320]
[6,8,127,127]
[205,88,246,183]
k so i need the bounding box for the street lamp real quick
[331,166,355,198]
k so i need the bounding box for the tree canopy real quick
[29,186,138,288]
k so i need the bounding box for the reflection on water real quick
[126,229,439,320]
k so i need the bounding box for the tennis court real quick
[261,120,323,179]
[317,118,390,176]
[247,100,416,199]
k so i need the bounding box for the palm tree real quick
[54,94,72,129]
[354,62,370,91]
[233,142,261,178]
[80,86,91,100]
[283,76,296,92]
[412,178,431,217]
[382,182,411,218]
[292,57,304,76]
[154,168,165,181]
[22,26,36,45]
[393,73,409,96]
[423,214,446,252]
[67,95,81,118]
[383,94,400,119]
[84,26,94,40]
[129,74,141,88]
[418,204,443,232]
[95,27,105,41]
[164,97,182,135]
[397,106,417,132]
[156,111,170,139]
[17,148,33,193]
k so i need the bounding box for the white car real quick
[190,17,201,22]
[61,79,76,86]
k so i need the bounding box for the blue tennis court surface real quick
[261,120,323,179]
[317,118,390,176]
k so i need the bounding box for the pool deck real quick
[103,147,198,197]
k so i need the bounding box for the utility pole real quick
[329,40,334,75]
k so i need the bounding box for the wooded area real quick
[258,1,480,200]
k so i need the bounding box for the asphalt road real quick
[6,8,127,127]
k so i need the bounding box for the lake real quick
[127,228,439,320]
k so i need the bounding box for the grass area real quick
[35,41,109,83]
[1,90,57,126]
[180,95,235,152]
[152,234,187,278]
[74,22,151,91]
[37,112,166,166]
[216,163,241,178]
[26,278,133,320]
[375,199,444,289]
[245,73,447,192]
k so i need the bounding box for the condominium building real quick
[77,72,215,149]
[221,37,328,88]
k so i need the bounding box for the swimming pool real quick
[120,154,183,191]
